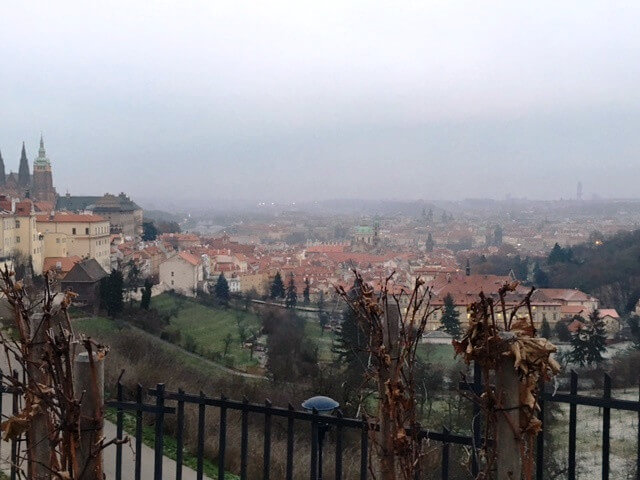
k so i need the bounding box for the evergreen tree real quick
[332,306,370,378]
[142,221,158,241]
[140,278,153,310]
[533,263,550,288]
[567,309,608,366]
[440,293,461,338]
[285,273,297,308]
[425,233,434,252]
[214,273,231,306]
[303,277,311,305]
[270,271,285,299]
[554,320,572,342]
[100,270,124,318]
[540,315,552,339]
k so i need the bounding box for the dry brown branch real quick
[336,270,436,480]
[453,283,560,479]
[0,265,113,479]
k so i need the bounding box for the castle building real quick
[56,192,143,237]
[0,136,57,204]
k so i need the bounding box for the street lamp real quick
[302,396,339,480]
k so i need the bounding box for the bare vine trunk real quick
[496,357,522,480]
[74,352,105,480]
[379,306,399,480]
[27,314,52,480]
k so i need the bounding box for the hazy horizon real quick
[1,1,639,204]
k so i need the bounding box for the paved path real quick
[0,349,211,479]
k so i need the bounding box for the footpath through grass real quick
[152,294,262,371]
[105,408,239,480]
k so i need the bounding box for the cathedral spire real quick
[0,149,5,186]
[18,142,30,187]
[35,134,51,167]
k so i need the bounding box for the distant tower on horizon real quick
[577,181,583,201]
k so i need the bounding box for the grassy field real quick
[416,343,459,368]
[303,320,335,363]
[152,294,262,371]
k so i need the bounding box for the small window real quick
[85,228,89,235]
[72,228,76,235]
[56,238,60,244]
[16,236,20,243]
[15,220,20,228]
[171,271,174,277]
[171,280,175,286]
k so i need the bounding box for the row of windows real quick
[71,226,109,236]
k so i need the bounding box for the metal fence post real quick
[153,383,165,480]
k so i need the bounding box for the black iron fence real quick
[1,364,638,479]
[106,363,640,480]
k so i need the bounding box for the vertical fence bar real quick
[310,410,318,480]
[441,428,450,480]
[176,388,185,480]
[240,397,249,480]
[10,370,18,480]
[602,374,611,480]
[218,394,227,480]
[335,411,343,480]
[536,380,545,480]
[568,371,578,480]
[0,368,3,468]
[264,400,272,480]
[360,416,368,480]
[115,381,123,480]
[196,392,206,480]
[286,404,295,480]
[471,361,482,477]
[153,383,166,480]
[135,384,143,480]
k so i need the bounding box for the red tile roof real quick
[43,256,83,274]
[178,251,201,266]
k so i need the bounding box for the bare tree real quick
[336,271,436,480]
[0,266,120,479]
[453,283,560,479]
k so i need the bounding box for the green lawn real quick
[416,343,459,368]
[74,315,118,335]
[304,320,335,363]
[152,294,261,371]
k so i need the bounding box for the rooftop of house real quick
[61,258,108,283]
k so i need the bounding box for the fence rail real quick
[104,363,640,480]
[2,364,639,479]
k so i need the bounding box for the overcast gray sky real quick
[1,1,639,205]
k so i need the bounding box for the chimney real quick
[465,259,471,276]
[10,198,16,213]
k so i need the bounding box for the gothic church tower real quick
[31,135,57,203]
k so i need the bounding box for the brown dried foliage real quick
[336,271,436,480]
[0,266,116,479]
[453,282,561,479]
